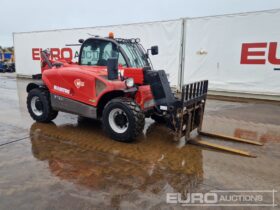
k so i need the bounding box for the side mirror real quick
[107,58,119,80]
[78,39,84,44]
[151,46,158,55]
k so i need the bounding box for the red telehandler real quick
[26,33,262,157]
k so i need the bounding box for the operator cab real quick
[78,34,158,69]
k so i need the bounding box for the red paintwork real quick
[134,85,154,110]
[42,62,154,110]
[122,68,144,85]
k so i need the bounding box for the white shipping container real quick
[13,19,183,87]
[183,10,280,96]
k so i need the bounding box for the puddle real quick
[30,119,204,195]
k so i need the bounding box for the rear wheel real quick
[27,88,58,122]
[102,98,145,142]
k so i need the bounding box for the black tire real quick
[102,97,145,142]
[151,114,166,124]
[27,88,58,122]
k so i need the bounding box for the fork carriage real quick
[169,80,208,140]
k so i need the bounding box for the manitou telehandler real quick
[26,33,262,157]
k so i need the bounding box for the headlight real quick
[125,78,134,88]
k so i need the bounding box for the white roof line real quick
[13,8,280,35]
[188,8,280,20]
[13,18,182,35]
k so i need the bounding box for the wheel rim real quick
[108,108,129,134]
[31,96,43,116]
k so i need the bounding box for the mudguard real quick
[26,80,47,92]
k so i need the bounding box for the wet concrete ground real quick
[0,74,279,209]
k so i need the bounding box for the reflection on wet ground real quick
[29,120,203,208]
[0,74,280,209]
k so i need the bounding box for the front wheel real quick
[102,98,145,142]
[27,88,58,122]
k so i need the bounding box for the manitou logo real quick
[241,42,280,65]
[74,79,85,89]
[32,48,79,62]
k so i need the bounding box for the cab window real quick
[118,53,127,67]
[119,43,148,68]
[80,39,120,66]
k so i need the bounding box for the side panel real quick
[42,66,128,107]
[183,11,280,95]
[51,94,97,119]
[43,67,96,106]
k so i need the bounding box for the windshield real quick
[119,43,149,68]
